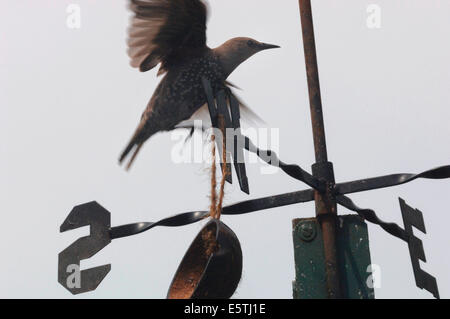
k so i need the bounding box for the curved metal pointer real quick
[109,164,450,240]
[242,135,325,192]
[335,165,450,195]
[110,189,315,239]
[336,195,408,241]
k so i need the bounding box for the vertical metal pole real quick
[298,0,342,298]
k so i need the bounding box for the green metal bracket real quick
[292,214,375,299]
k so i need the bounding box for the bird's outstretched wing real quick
[127,0,208,74]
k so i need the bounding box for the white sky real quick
[1,0,449,299]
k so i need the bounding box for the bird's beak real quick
[259,43,281,50]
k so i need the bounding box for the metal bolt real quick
[298,222,317,242]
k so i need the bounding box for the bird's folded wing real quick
[127,0,208,74]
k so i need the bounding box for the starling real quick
[119,0,279,169]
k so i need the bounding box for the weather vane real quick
[59,0,449,299]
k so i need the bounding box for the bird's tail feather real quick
[125,143,143,170]
[119,139,143,171]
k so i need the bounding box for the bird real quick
[119,0,279,169]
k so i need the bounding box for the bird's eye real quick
[247,40,255,47]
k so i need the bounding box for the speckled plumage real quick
[120,0,279,168]
[140,49,225,137]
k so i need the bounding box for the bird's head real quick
[215,37,280,77]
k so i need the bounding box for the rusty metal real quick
[59,158,450,298]
[299,0,327,164]
[59,51,450,298]
[299,0,341,298]
[167,219,242,299]
[59,115,450,298]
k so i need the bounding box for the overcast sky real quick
[1,0,449,299]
